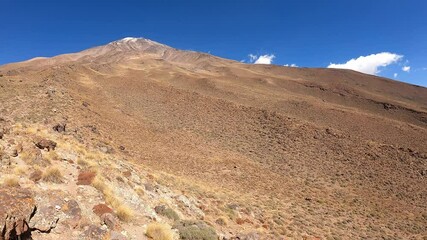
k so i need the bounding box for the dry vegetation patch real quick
[2,175,20,187]
[42,166,63,183]
[146,222,174,240]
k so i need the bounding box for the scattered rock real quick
[62,200,82,229]
[119,146,125,151]
[93,204,113,217]
[11,149,18,157]
[215,217,227,226]
[236,232,260,240]
[0,130,3,139]
[81,224,108,240]
[77,171,96,185]
[177,195,205,218]
[63,200,82,218]
[82,101,90,107]
[227,203,239,210]
[144,183,155,192]
[35,139,57,151]
[122,170,131,178]
[53,123,66,133]
[101,213,119,230]
[107,231,128,240]
[29,169,43,182]
[383,103,397,110]
[24,147,50,167]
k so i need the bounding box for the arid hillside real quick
[0,37,426,240]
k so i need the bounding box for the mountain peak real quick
[110,37,166,47]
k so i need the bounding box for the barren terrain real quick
[0,37,426,239]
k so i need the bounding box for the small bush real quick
[146,222,174,240]
[173,220,217,240]
[3,175,20,187]
[116,205,134,222]
[154,205,180,221]
[42,166,63,183]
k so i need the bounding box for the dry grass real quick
[2,175,20,187]
[45,150,60,161]
[42,166,63,183]
[146,222,174,240]
[134,186,145,197]
[13,165,27,176]
[116,205,134,222]
[77,158,90,167]
[91,174,134,222]
[92,174,108,192]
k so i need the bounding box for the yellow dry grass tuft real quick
[77,158,91,167]
[13,165,27,176]
[45,150,60,161]
[2,175,20,187]
[116,205,134,222]
[91,174,134,222]
[42,166,63,183]
[146,222,174,240]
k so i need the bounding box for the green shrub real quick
[173,220,217,240]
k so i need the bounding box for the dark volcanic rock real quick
[53,123,66,133]
[35,139,57,151]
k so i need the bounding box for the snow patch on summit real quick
[119,37,139,42]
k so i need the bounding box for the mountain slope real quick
[0,37,426,239]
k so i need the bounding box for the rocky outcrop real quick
[0,188,62,240]
[35,139,57,151]
[0,188,36,240]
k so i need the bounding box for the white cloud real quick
[393,73,398,78]
[327,52,403,75]
[402,66,411,72]
[254,54,275,64]
[248,54,257,62]
[284,63,298,67]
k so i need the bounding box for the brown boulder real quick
[0,188,36,240]
[35,139,57,151]
[29,169,43,182]
[77,171,96,185]
[92,204,113,217]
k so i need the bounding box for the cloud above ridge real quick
[328,52,402,75]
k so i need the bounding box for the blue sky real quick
[1,0,426,87]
